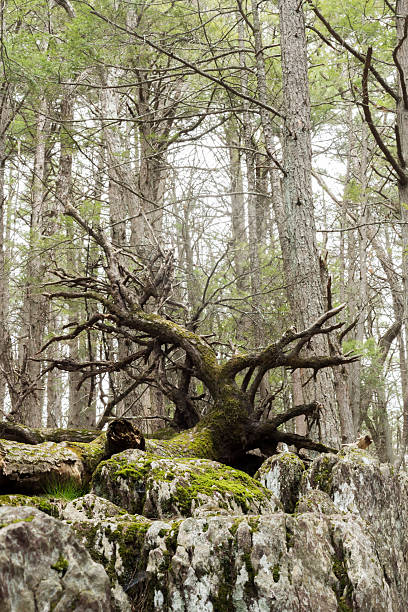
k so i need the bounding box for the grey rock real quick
[91,450,280,518]
[76,510,393,611]
[302,447,408,607]
[0,505,112,611]
[295,489,338,514]
[0,493,66,518]
[0,439,85,493]
[256,451,305,512]
[61,493,126,521]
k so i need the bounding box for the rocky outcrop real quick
[0,505,112,611]
[0,444,407,611]
[91,450,280,518]
[302,447,408,607]
[69,505,392,611]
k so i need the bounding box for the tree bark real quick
[278,0,341,446]
[395,0,408,467]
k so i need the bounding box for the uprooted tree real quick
[2,203,358,472]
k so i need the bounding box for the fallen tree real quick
[5,203,356,469]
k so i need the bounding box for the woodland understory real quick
[1,0,408,469]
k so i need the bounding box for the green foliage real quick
[43,477,89,501]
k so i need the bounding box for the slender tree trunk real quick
[239,21,261,349]
[278,0,341,446]
[17,97,50,426]
[396,1,408,466]
[0,86,10,416]
[225,119,247,290]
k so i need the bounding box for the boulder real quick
[91,450,280,518]
[1,441,408,611]
[0,493,66,518]
[61,493,127,522]
[0,505,112,611]
[255,451,305,512]
[301,447,408,606]
[0,436,105,493]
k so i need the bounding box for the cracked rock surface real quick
[1,446,408,611]
[0,505,112,611]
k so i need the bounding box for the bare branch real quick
[222,304,352,377]
[361,47,407,185]
[308,1,397,100]
[393,15,408,110]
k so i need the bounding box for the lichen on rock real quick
[256,451,305,513]
[2,432,408,611]
[0,505,112,610]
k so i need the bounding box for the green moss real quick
[248,517,260,532]
[243,552,257,600]
[51,555,69,575]
[0,514,36,528]
[311,456,336,494]
[164,521,180,553]
[211,553,235,612]
[272,563,280,583]
[94,452,272,516]
[93,454,154,484]
[154,427,216,461]
[150,427,178,441]
[332,553,353,612]
[65,434,106,476]
[229,518,244,536]
[115,520,151,584]
[171,462,270,514]
[77,516,153,593]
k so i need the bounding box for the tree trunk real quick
[17,96,50,426]
[278,0,341,446]
[396,1,408,466]
[225,119,247,290]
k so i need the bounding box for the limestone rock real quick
[0,493,66,518]
[295,489,338,515]
[61,493,127,522]
[0,436,105,494]
[91,450,280,518]
[255,451,305,512]
[0,439,85,493]
[0,505,112,611]
[75,510,393,611]
[302,447,408,606]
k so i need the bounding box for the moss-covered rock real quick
[295,490,338,515]
[61,493,128,522]
[301,452,339,496]
[0,493,67,518]
[91,450,281,518]
[300,449,408,607]
[0,435,106,494]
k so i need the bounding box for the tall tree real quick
[278,0,346,446]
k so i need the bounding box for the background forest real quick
[0,0,406,466]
